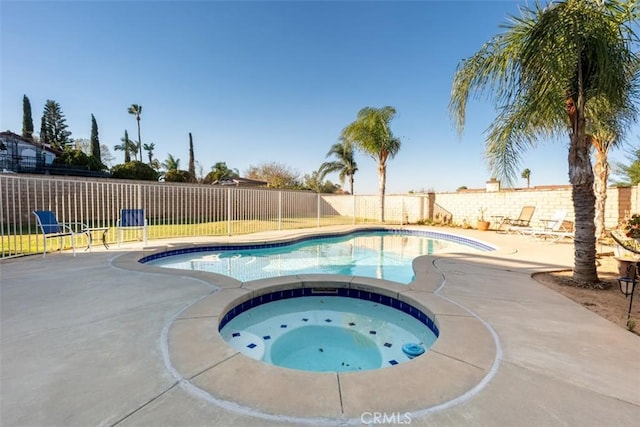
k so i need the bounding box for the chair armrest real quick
[60,221,89,233]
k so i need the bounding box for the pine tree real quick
[90,114,101,162]
[188,132,195,179]
[22,95,34,140]
[41,100,72,149]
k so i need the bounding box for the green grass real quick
[2,215,381,257]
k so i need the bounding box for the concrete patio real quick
[1,226,638,426]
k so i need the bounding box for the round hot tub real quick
[218,287,439,372]
[162,275,497,420]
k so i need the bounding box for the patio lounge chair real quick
[497,205,536,232]
[116,208,148,246]
[530,220,574,242]
[33,210,86,258]
[516,210,574,242]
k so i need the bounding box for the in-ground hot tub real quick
[160,270,497,421]
[218,287,439,372]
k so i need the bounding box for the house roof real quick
[0,131,62,155]
[211,177,268,187]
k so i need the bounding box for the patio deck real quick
[1,226,638,426]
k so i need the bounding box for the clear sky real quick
[1,0,637,194]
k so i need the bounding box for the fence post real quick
[400,195,404,226]
[278,191,282,231]
[227,187,231,236]
[317,193,320,228]
[353,194,356,225]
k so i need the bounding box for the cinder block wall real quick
[322,186,637,229]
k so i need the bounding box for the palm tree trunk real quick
[137,117,142,160]
[593,145,609,240]
[569,132,599,284]
[349,175,354,195]
[378,164,386,222]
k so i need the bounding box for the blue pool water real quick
[270,326,382,372]
[144,230,491,283]
[219,295,438,372]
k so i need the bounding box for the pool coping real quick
[112,227,500,423]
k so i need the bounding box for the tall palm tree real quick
[128,104,143,160]
[318,138,358,194]
[450,0,638,284]
[591,56,639,240]
[592,129,616,240]
[341,106,401,221]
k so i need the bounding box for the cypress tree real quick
[123,130,131,163]
[39,113,50,147]
[188,132,195,179]
[22,95,34,140]
[90,114,101,162]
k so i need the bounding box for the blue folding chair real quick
[116,209,148,246]
[33,210,86,258]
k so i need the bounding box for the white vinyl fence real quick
[0,175,415,258]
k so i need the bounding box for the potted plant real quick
[477,207,490,231]
[613,214,640,277]
[619,214,640,241]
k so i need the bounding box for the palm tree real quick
[162,154,180,171]
[143,142,155,164]
[450,0,638,285]
[318,138,358,194]
[128,104,143,160]
[209,161,239,182]
[592,128,617,240]
[341,106,401,221]
[521,168,531,188]
[590,59,639,239]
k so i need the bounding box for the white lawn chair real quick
[516,210,574,242]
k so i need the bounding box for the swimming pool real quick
[218,290,438,372]
[142,229,493,283]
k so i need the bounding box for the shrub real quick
[111,161,159,181]
[164,169,196,183]
[54,149,105,171]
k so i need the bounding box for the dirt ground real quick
[533,253,639,334]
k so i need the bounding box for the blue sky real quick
[1,0,637,194]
